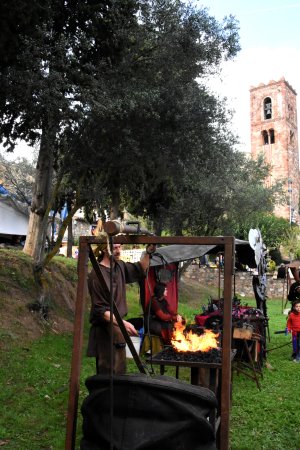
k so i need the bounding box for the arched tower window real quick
[262,129,275,145]
[269,129,275,144]
[264,97,272,120]
[262,130,269,145]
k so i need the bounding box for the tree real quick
[278,224,300,261]
[0,154,36,204]
[1,1,70,262]
[77,1,241,229]
[234,213,290,248]
[217,154,285,236]
[0,0,138,263]
[140,145,285,237]
[0,0,241,261]
[125,80,235,233]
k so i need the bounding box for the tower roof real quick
[250,77,297,95]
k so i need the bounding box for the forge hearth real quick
[149,346,223,368]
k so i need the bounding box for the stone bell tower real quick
[250,77,299,223]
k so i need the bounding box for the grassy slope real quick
[0,248,78,350]
[0,250,299,449]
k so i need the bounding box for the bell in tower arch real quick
[264,97,272,120]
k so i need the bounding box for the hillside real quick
[0,248,78,350]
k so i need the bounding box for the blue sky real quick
[194,0,300,152]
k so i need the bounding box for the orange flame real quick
[171,320,219,352]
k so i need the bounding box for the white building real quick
[0,193,29,242]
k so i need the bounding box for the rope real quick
[266,340,292,352]
[109,236,114,450]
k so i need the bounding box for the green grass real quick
[230,298,300,450]
[0,332,95,449]
[1,285,300,449]
[0,249,36,291]
[52,256,79,282]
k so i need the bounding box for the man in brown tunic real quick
[87,243,150,375]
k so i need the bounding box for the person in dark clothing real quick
[145,282,182,345]
[288,280,300,303]
[277,264,286,279]
[87,243,151,375]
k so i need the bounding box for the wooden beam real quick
[65,240,89,450]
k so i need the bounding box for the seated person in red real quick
[145,282,182,345]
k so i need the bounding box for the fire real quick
[171,320,219,352]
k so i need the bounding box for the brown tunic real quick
[87,259,144,374]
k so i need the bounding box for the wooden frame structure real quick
[65,232,235,450]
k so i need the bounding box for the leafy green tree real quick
[280,225,300,261]
[0,154,36,205]
[143,146,285,237]
[125,79,235,234]
[0,0,139,264]
[219,155,286,236]
[71,1,240,213]
[233,214,290,250]
[0,0,240,261]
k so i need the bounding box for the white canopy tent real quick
[0,195,29,238]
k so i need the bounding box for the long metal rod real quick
[65,240,89,450]
[219,237,234,450]
[109,236,114,450]
[218,256,221,299]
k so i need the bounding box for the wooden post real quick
[65,240,89,450]
[219,237,234,450]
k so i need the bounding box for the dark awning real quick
[150,244,216,266]
[150,239,256,268]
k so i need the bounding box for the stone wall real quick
[184,265,286,299]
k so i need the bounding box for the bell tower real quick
[250,77,299,223]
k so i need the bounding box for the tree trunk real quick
[23,124,55,266]
[67,221,73,258]
[174,225,183,236]
[43,199,82,267]
[153,217,163,236]
[22,124,56,319]
[110,174,121,219]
